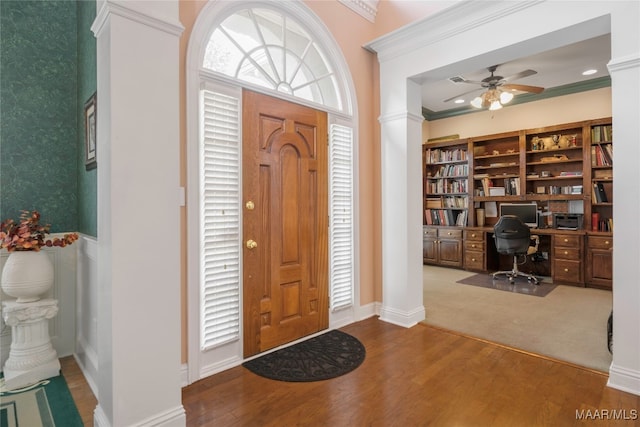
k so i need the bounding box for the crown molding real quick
[364,0,542,62]
[608,52,640,73]
[423,76,611,121]
[338,0,379,23]
[92,0,184,38]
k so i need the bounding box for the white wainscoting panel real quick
[75,234,99,397]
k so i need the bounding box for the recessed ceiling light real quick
[582,69,598,76]
[454,99,465,104]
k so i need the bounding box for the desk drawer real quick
[554,234,581,248]
[423,227,437,238]
[439,228,462,239]
[464,251,484,270]
[464,230,483,241]
[553,259,582,283]
[464,240,484,251]
[588,236,613,250]
[555,247,581,260]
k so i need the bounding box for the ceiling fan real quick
[444,65,545,110]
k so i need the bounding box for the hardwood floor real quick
[63,317,639,426]
[60,356,98,427]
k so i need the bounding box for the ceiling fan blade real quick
[442,88,482,103]
[502,83,544,94]
[501,69,537,82]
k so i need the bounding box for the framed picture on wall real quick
[84,92,97,170]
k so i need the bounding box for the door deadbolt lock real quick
[245,201,255,210]
[246,239,258,249]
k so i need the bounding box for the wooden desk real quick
[461,227,612,289]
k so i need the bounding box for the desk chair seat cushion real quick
[493,215,531,255]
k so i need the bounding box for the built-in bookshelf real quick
[590,120,613,232]
[423,139,469,227]
[524,122,585,201]
[470,131,522,203]
[426,118,613,229]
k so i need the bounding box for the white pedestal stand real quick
[1,299,60,390]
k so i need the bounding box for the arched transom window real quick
[203,7,343,111]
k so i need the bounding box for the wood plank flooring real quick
[60,355,98,427]
[62,316,639,426]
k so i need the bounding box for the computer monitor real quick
[499,203,538,228]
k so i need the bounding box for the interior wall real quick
[424,87,612,139]
[76,1,98,237]
[0,1,78,232]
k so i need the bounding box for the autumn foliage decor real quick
[0,210,78,252]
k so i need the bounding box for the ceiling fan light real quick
[499,91,514,104]
[489,100,503,111]
[470,96,483,108]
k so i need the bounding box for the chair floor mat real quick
[456,273,556,297]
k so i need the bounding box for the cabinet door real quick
[439,239,462,267]
[423,238,438,264]
[587,249,613,288]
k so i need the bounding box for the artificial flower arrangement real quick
[0,210,78,252]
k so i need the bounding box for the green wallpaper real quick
[1,1,97,236]
[77,0,97,237]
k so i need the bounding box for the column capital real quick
[2,299,59,326]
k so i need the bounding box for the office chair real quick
[492,215,540,285]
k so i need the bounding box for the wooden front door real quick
[242,90,328,357]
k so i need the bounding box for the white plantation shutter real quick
[329,124,354,311]
[200,88,241,350]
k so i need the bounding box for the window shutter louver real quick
[329,124,354,311]
[200,89,241,350]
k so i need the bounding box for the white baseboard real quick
[93,404,186,427]
[130,406,186,427]
[73,350,99,400]
[356,302,380,321]
[379,304,425,328]
[199,355,244,380]
[608,363,640,396]
[94,405,109,427]
[180,363,188,387]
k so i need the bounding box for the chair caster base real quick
[492,271,540,286]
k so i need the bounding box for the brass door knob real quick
[246,239,258,249]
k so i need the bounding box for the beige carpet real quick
[423,265,613,372]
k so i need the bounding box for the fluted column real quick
[2,299,60,390]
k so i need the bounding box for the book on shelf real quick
[455,210,468,227]
[591,143,612,167]
[592,213,600,231]
[481,177,492,195]
[425,208,465,226]
[591,124,613,143]
[426,198,443,208]
[425,148,467,164]
[595,217,613,232]
[592,182,609,203]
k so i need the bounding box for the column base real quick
[2,358,61,391]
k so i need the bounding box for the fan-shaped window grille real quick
[203,8,342,111]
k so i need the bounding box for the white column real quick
[378,78,425,327]
[92,1,185,425]
[607,38,640,394]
